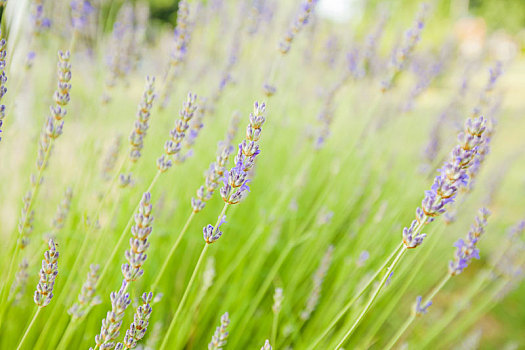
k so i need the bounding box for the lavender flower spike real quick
[71,0,94,30]
[68,264,102,320]
[120,292,153,349]
[278,0,318,54]
[382,3,429,92]
[261,340,272,350]
[402,115,487,249]
[33,238,59,307]
[220,102,266,205]
[208,312,230,350]
[129,76,156,163]
[122,192,154,282]
[0,31,6,142]
[156,92,198,173]
[449,208,490,276]
[92,280,131,349]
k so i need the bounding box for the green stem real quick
[335,245,408,349]
[307,241,404,350]
[271,310,280,347]
[55,319,77,350]
[0,137,55,319]
[150,211,196,293]
[159,244,209,350]
[16,307,41,350]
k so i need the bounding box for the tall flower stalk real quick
[159,101,267,350]
[332,114,487,349]
[0,51,71,318]
[385,208,490,350]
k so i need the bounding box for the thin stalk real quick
[307,241,404,350]
[334,245,408,350]
[150,211,196,293]
[159,244,209,350]
[16,307,41,350]
[159,203,229,350]
[384,274,451,350]
[55,319,77,350]
[271,310,280,347]
[0,137,54,315]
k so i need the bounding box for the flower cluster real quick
[156,92,198,172]
[105,3,135,91]
[261,340,272,350]
[10,259,29,301]
[122,192,154,282]
[34,238,59,307]
[272,287,284,314]
[101,135,122,181]
[300,245,334,321]
[69,264,102,320]
[118,292,153,349]
[44,50,72,141]
[169,0,191,69]
[413,295,432,316]
[382,3,429,91]
[129,76,156,163]
[402,115,487,249]
[449,208,490,276]
[220,102,266,205]
[278,0,318,54]
[208,312,230,350]
[0,31,6,142]
[52,187,73,231]
[191,112,242,214]
[173,97,206,165]
[93,280,131,349]
[191,146,231,213]
[71,0,94,30]
[31,0,51,36]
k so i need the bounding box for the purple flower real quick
[413,295,432,315]
[449,208,490,276]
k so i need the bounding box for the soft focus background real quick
[0,0,524,349]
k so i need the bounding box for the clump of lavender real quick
[449,208,490,275]
[208,312,230,350]
[382,3,429,92]
[0,31,6,142]
[70,0,94,30]
[30,0,51,36]
[117,292,153,349]
[402,115,487,249]
[278,0,318,54]
[34,239,59,307]
[128,76,156,163]
[204,102,266,244]
[300,245,334,321]
[122,192,154,282]
[156,92,198,173]
[92,280,131,349]
[101,135,122,181]
[362,9,389,75]
[68,264,102,320]
[52,187,73,231]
